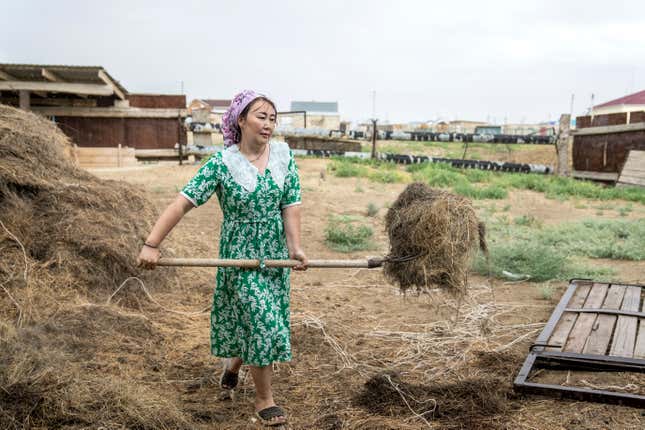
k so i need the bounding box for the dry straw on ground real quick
[0,105,190,429]
[384,182,486,294]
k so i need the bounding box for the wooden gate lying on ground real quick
[514,279,645,407]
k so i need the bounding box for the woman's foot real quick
[219,357,242,390]
[255,403,287,427]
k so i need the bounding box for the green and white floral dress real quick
[180,141,301,366]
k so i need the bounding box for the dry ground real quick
[90,158,645,430]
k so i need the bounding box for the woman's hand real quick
[289,247,308,271]
[137,245,160,270]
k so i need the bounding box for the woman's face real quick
[238,100,276,145]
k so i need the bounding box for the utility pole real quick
[371,118,378,160]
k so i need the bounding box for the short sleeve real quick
[280,151,302,209]
[180,156,221,207]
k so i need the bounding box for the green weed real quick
[539,284,554,300]
[366,202,379,217]
[325,216,375,252]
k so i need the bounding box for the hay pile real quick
[384,182,486,294]
[0,104,166,298]
[0,105,191,429]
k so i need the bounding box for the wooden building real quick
[0,63,187,166]
[572,111,645,182]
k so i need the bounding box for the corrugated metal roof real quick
[290,101,338,113]
[0,63,128,95]
[595,89,645,108]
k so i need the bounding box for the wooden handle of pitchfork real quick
[156,257,385,269]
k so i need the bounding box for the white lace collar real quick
[221,141,291,192]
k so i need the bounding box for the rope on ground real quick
[108,276,211,316]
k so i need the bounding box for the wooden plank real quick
[582,285,626,355]
[32,107,186,118]
[573,122,645,136]
[546,283,591,351]
[635,291,645,359]
[0,81,113,96]
[41,68,65,82]
[621,167,645,175]
[618,176,645,187]
[0,69,17,80]
[564,283,609,353]
[609,286,641,357]
[618,151,645,187]
[97,69,126,100]
[571,170,619,181]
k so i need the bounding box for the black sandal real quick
[219,360,239,390]
[256,406,287,427]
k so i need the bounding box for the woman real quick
[137,90,307,427]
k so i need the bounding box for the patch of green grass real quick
[594,203,613,210]
[618,204,633,217]
[453,183,508,200]
[412,164,468,188]
[462,169,494,183]
[368,170,407,183]
[502,204,511,212]
[514,215,541,228]
[324,216,375,252]
[473,242,614,282]
[328,160,369,178]
[332,157,645,204]
[538,219,645,260]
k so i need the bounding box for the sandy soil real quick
[94,159,645,430]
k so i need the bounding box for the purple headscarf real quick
[221,90,261,147]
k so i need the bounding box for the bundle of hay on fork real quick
[383,182,486,294]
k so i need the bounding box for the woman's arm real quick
[282,204,308,270]
[137,195,195,269]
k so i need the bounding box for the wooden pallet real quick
[617,150,645,187]
[514,279,645,407]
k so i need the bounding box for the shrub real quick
[328,160,368,178]
[366,202,379,217]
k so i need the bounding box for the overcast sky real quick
[2,0,644,124]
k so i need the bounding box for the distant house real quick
[284,100,340,129]
[448,120,488,134]
[188,98,231,124]
[593,89,645,116]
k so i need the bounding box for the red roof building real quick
[593,89,645,114]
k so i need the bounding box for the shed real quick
[0,63,187,166]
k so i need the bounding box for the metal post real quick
[178,114,183,166]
